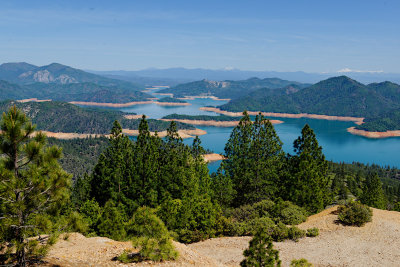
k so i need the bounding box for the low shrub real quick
[118,207,179,263]
[290,258,313,267]
[132,236,178,262]
[177,229,209,244]
[253,199,275,218]
[224,204,259,222]
[288,226,306,242]
[306,227,319,237]
[272,201,308,225]
[271,222,289,242]
[244,217,276,236]
[97,200,127,240]
[338,201,372,227]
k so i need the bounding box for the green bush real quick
[132,236,178,262]
[79,199,102,228]
[306,228,319,237]
[338,201,372,227]
[290,258,313,267]
[224,204,259,222]
[127,207,170,239]
[272,201,307,225]
[253,200,275,218]
[120,207,179,263]
[97,200,128,240]
[247,217,276,235]
[271,222,289,242]
[177,229,209,244]
[288,226,306,242]
[157,195,220,243]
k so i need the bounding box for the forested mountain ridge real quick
[0,100,194,134]
[0,80,153,103]
[158,77,309,99]
[220,76,400,118]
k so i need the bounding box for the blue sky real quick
[0,0,399,72]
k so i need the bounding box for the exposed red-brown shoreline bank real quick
[347,127,400,138]
[160,118,283,127]
[200,107,364,123]
[69,100,191,107]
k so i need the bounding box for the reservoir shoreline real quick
[160,118,283,127]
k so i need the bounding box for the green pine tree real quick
[219,112,284,206]
[286,124,331,213]
[360,172,386,209]
[90,120,134,210]
[132,115,160,207]
[240,228,281,267]
[0,106,71,266]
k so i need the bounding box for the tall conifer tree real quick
[219,112,284,206]
[0,107,70,266]
[286,124,331,213]
[360,172,386,209]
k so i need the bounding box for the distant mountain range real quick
[0,62,153,102]
[89,67,400,84]
[157,77,310,99]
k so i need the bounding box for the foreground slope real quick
[189,206,400,266]
[43,233,223,267]
[42,206,400,266]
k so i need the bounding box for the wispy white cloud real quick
[337,68,384,73]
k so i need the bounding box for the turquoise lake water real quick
[95,89,400,170]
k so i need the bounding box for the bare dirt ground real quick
[42,206,400,267]
[189,206,400,267]
[43,233,222,267]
